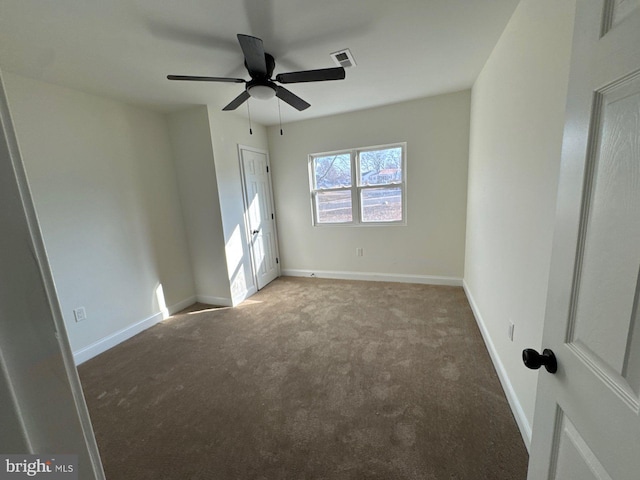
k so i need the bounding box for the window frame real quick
[308,142,407,227]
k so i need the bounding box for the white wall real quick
[208,108,269,304]
[464,0,576,447]
[266,91,470,283]
[4,74,195,359]
[168,106,231,305]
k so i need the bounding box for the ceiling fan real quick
[168,34,346,112]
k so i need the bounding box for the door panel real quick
[551,412,612,480]
[528,1,640,479]
[570,74,640,385]
[609,0,640,28]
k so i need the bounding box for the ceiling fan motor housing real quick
[246,53,276,80]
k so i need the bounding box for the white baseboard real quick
[281,269,462,286]
[463,280,532,451]
[168,296,197,315]
[196,295,233,307]
[73,312,163,365]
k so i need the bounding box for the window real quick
[309,143,406,226]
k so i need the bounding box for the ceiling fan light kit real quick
[168,33,346,112]
[247,84,276,100]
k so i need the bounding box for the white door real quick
[527,1,640,479]
[239,146,280,290]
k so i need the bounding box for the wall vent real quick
[330,48,356,68]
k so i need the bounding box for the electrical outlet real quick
[74,307,87,322]
[356,247,364,257]
[508,321,515,341]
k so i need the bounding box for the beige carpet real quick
[78,277,528,479]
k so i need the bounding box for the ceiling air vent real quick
[330,48,356,68]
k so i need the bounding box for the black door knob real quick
[252,230,260,235]
[522,348,557,374]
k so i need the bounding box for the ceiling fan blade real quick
[275,67,345,84]
[222,90,251,111]
[168,75,245,83]
[275,86,310,111]
[237,34,267,77]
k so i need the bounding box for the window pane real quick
[361,187,402,222]
[359,147,402,186]
[316,191,352,223]
[313,154,352,189]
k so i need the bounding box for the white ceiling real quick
[0,0,519,126]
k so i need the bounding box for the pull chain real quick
[278,98,283,136]
[247,99,253,135]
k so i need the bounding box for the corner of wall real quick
[167,106,233,304]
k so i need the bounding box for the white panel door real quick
[527,1,640,479]
[239,146,279,290]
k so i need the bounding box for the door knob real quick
[252,230,260,235]
[522,348,557,374]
